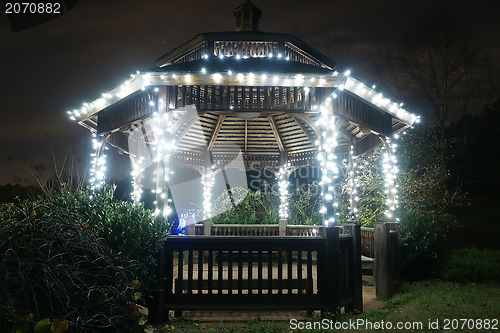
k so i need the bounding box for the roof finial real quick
[234,0,261,32]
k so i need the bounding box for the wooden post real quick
[390,224,402,294]
[323,226,340,314]
[375,222,401,297]
[203,219,211,236]
[279,219,287,236]
[149,242,169,323]
[343,223,363,312]
[185,215,196,236]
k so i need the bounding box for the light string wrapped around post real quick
[150,88,176,218]
[316,97,340,227]
[130,156,144,204]
[201,167,216,220]
[277,166,289,220]
[89,134,107,191]
[347,144,360,222]
[382,137,399,222]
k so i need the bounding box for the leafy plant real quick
[397,127,469,216]
[34,318,69,333]
[337,149,386,227]
[288,182,322,225]
[41,185,171,303]
[0,200,140,332]
[211,182,279,225]
[399,208,443,281]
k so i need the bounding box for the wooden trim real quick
[177,116,198,142]
[208,115,225,151]
[267,115,284,152]
[292,115,317,144]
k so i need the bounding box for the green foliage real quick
[337,149,385,227]
[288,182,322,225]
[211,181,325,225]
[34,318,69,333]
[0,199,140,332]
[44,185,170,302]
[440,248,500,283]
[399,209,443,281]
[355,150,385,226]
[398,127,469,216]
[211,183,279,225]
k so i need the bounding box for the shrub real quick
[211,184,279,225]
[43,185,170,304]
[399,208,443,281]
[0,201,140,332]
[211,182,324,226]
[440,248,500,283]
[288,182,322,225]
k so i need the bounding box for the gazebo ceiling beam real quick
[170,105,200,138]
[292,113,321,140]
[291,115,317,146]
[176,116,198,143]
[335,117,358,143]
[208,115,226,151]
[267,115,285,152]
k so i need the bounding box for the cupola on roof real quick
[234,0,262,32]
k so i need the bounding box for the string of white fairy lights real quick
[89,133,108,191]
[277,166,289,220]
[74,54,419,223]
[201,170,216,220]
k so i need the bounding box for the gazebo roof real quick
[67,1,418,170]
[155,31,336,70]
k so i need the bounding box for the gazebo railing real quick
[211,224,279,236]
[191,223,375,258]
[192,223,324,237]
[150,226,362,322]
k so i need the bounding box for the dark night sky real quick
[1,0,499,185]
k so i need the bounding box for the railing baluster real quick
[238,250,243,295]
[228,250,233,294]
[208,250,213,295]
[258,250,263,295]
[277,249,283,295]
[307,250,313,296]
[177,249,183,296]
[218,250,223,294]
[187,250,194,295]
[197,250,203,294]
[248,249,253,294]
[287,250,293,294]
[267,250,273,296]
[297,250,302,295]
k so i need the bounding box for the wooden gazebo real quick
[68,0,418,227]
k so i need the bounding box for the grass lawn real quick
[145,280,500,332]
